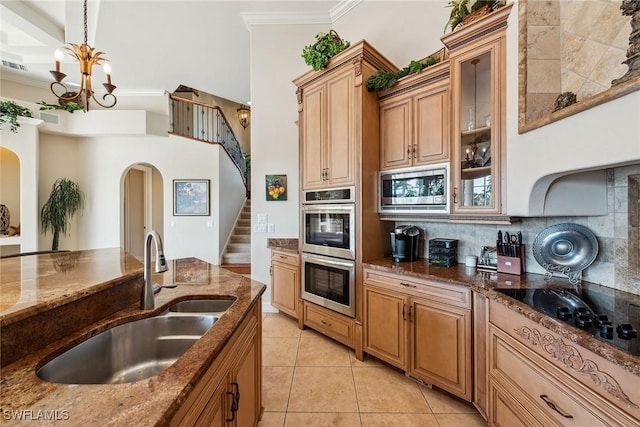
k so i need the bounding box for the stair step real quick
[231,234,251,243]
[238,219,250,226]
[222,253,251,263]
[226,243,250,252]
[235,226,250,235]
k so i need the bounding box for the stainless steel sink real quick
[36,315,216,384]
[168,298,235,315]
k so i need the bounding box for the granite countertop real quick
[267,238,299,254]
[0,249,266,426]
[364,258,640,377]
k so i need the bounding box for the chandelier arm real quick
[90,92,117,109]
[50,82,82,103]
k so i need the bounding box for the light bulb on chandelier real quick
[49,0,117,110]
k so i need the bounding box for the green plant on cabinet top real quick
[301,30,351,71]
[0,100,34,133]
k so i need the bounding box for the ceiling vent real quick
[1,60,28,72]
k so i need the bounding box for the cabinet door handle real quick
[402,304,406,321]
[320,319,332,327]
[400,282,417,288]
[408,306,413,322]
[232,381,241,408]
[413,144,417,159]
[226,391,238,422]
[325,168,329,181]
[269,266,273,275]
[279,255,288,259]
[407,147,411,158]
[539,395,573,419]
[452,187,458,204]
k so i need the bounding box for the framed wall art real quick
[173,179,210,216]
[266,174,287,201]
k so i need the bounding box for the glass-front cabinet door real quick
[444,4,510,216]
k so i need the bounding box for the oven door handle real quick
[302,205,354,213]
[303,254,354,269]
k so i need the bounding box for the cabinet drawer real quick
[363,268,470,309]
[271,251,299,266]
[489,324,636,426]
[489,299,640,422]
[304,302,354,348]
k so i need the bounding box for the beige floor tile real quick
[296,334,351,366]
[435,413,488,427]
[259,411,286,427]
[287,367,359,412]
[263,337,299,366]
[349,351,384,367]
[360,413,439,426]
[263,313,302,338]
[263,367,294,412]
[352,366,430,413]
[284,412,361,427]
[420,386,478,414]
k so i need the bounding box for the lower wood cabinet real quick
[488,299,640,426]
[363,268,471,401]
[303,301,355,349]
[270,250,299,319]
[171,301,262,427]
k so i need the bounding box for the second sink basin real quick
[168,298,235,315]
[36,315,216,384]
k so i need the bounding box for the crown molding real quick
[241,11,331,30]
[330,0,362,22]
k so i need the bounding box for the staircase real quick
[221,200,251,269]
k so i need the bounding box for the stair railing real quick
[169,95,247,184]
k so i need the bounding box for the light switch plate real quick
[257,213,267,223]
[253,223,267,233]
[267,223,275,233]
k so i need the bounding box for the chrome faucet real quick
[142,230,168,309]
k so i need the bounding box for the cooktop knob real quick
[616,324,638,340]
[556,307,573,320]
[594,314,609,328]
[599,322,614,339]
[575,316,593,330]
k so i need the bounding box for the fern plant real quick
[41,178,85,250]
[445,0,505,32]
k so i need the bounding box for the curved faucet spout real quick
[142,230,168,309]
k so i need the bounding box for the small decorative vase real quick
[0,204,10,233]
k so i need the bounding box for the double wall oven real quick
[301,187,356,318]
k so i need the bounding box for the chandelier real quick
[49,0,116,110]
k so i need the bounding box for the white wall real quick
[250,23,329,312]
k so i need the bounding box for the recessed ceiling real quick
[0,0,342,104]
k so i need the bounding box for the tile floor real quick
[258,312,488,427]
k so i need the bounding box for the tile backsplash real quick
[399,164,640,295]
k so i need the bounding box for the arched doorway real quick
[121,163,164,260]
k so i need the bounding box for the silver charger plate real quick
[532,223,598,273]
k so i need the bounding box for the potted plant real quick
[41,178,85,250]
[0,100,34,133]
[445,0,505,32]
[302,30,351,71]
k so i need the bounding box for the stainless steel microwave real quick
[379,164,449,214]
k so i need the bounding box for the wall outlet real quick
[267,223,275,233]
[253,223,267,233]
[257,213,267,223]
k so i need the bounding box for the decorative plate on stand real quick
[532,223,599,284]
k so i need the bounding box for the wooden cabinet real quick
[295,40,397,190]
[362,268,471,401]
[270,250,299,319]
[171,302,262,426]
[488,299,640,426]
[303,301,355,349]
[442,4,512,216]
[300,69,355,189]
[379,63,450,171]
[472,291,489,420]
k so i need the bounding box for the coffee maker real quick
[390,226,421,262]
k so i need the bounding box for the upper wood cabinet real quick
[378,62,451,171]
[442,4,512,216]
[294,41,397,190]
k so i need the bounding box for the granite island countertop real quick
[364,257,640,377]
[0,249,266,426]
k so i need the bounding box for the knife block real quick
[497,245,525,275]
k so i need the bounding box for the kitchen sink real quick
[36,314,217,384]
[168,298,235,315]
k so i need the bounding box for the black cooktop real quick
[495,284,640,357]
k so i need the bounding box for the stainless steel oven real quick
[301,252,355,318]
[302,187,355,260]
